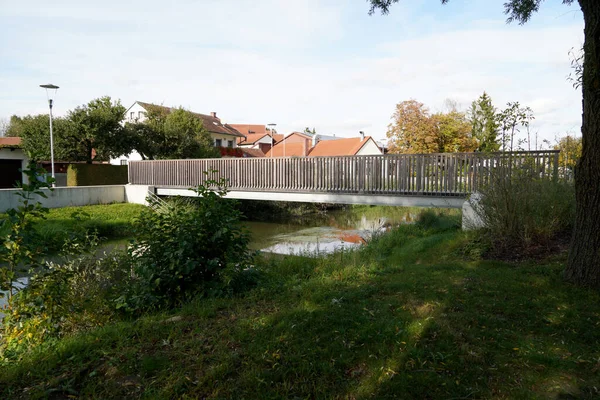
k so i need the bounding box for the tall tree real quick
[9,114,73,161]
[497,102,534,152]
[431,111,477,153]
[4,115,26,138]
[368,0,600,288]
[0,118,8,137]
[554,134,582,176]
[387,100,476,153]
[126,106,218,160]
[469,92,500,152]
[386,100,437,153]
[67,97,128,163]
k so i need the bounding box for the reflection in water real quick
[0,277,28,320]
[247,207,417,256]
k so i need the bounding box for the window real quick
[228,140,233,148]
[130,112,134,119]
[215,139,222,147]
[138,111,145,119]
[120,159,128,166]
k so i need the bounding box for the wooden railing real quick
[129,151,560,197]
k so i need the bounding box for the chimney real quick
[312,134,318,147]
[359,131,365,141]
[210,111,217,119]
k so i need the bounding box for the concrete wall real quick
[155,187,466,209]
[0,185,126,213]
[125,184,152,206]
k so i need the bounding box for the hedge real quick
[67,164,128,186]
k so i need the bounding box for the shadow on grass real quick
[1,224,599,399]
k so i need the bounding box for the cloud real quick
[0,0,584,147]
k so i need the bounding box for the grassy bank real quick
[1,203,145,251]
[1,215,598,399]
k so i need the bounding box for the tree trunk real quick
[565,0,600,287]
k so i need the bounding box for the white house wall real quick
[357,139,383,156]
[212,133,238,148]
[0,148,29,184]
[125,102,148,123]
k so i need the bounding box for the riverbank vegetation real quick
[0,203,145,253]
[1,210,599,399]
[1,163,595,398]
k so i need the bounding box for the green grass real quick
[1,203,146,251]
[1,215,599,399]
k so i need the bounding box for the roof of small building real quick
[0,137,22,149]
[240,148,265,158]
[308,136,377,157]
[285,131,313,140]
[229,124,268,135]
[236,131,285,146]
[135,101,245,138]
[265,142,309,157]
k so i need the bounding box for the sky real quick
[0,0,584,146]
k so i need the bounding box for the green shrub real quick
[119,176,254,312]
[1,233,131,357]
[67,164,128,186]
[472,170,575,254]
[0,162,53,305]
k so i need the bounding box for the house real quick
[230,124,284,155]
[265,132,314,157]
[0,137,29,188]
[308,135,382,157]
[111,101,245,165]
[265,132,383,157]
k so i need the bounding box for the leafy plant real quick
[120,172,254,312]
[1,232,129,356]
[0,161,53,303]
[471,162,575,256]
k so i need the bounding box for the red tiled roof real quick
[238,132,284,146]
[135,101,245,138]
[283,132,313,142]
[240,148,265,158]
[265,142,309,157]
[0,137,22,148]
[238,133,269,145]
[308,136,376,157]
[229,124,268,135]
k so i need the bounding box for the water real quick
[0,207,419,319]
[245,206,417,256]
[0,277,28,319]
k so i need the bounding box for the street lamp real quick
[267,123,277,157]
[40,83,59,187]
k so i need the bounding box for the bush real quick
[67,164,128,186]
[1,233,131,357]
[119,176,254,312]
[472,170,575,255]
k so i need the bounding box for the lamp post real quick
[40,84,59,187]
[267,123,277,157]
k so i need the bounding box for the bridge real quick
[128,151,560,208]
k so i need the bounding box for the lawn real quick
[1,215,599,399]
[0,203,146,251]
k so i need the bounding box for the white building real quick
[0,137,29,188]
[111,101,246,165]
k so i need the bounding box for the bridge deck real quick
[129,151,559,206]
